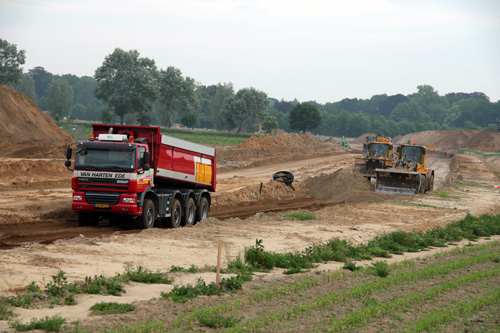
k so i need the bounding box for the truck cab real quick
[65,125,215,229]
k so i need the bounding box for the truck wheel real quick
[168,199,182,228]
[88,214,99,226]
[78,212,89,226]
[196,197,209,223]
[137,199,155,229]
[183,198,196,226]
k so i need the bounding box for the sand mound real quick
[217,132,345,170]
[0,85,74,158]
[396,129,480,150]
[212,180,306,206]
[353,133,376,144]
[304,167,387,203]
[464,129,500,152]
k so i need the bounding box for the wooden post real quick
[216,239,222,285]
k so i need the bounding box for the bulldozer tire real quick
[136,199,155,229]
[196,197,209,223]
[168,199,182,228]
[183,197,196,226]
[427,175,434,192]
[418,175,425,194]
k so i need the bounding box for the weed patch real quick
[90,302,135,315]
[10,315,66,332]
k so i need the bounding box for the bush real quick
[89,302,135,315]
[10,315,66,332]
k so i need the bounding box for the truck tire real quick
[78,212,89,226]
[195,197,209,223]
[168,199,182,228]
[136,199,155,229]
[78,212,99,226]
[183,198,196,226]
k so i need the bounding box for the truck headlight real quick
[123,197,136,203]
[73,195,83,201]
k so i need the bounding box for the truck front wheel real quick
[168,199,182,228]
[78,212,99,226]
[196,197,209,222]
[136,199,155,229]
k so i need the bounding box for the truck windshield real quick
[75,148,136,172]
[402,146,422,164]
[370,143,388,158]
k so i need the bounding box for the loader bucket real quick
[375,169,424,195]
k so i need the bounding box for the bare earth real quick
[0,143,499,330]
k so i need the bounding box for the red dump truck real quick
[64,124,216,229]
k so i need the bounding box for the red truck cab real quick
[65,125,215,229]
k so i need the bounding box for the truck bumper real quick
[71,191,142,216]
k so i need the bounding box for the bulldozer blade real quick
[375,169,423,195]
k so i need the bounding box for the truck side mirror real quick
[143,152,150,164]
[66,147,72,160]
[422,149,426,155]
[65,160,71,168]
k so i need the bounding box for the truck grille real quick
[78,178,129,191]
[85,192,121,205]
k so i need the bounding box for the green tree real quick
[345,113,370,137]
[71,103,87,120]
[100,108,114,124]
[156,66,199,127]
[389,101,428,123]
[28,66,52,100]
[221,87,269,133]
[14,73,37,101]
[288,102,322,132]
[46,79,74,118]
[181,113,198,128]
[94,48,158,125]
[0,39,26,86]
[210,82,234,130]
[262,115,279,133]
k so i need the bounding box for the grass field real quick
[57,121,252,146]
[74,240,498,332]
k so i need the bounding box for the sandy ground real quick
[0,148,499,330]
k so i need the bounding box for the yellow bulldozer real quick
[375,143,434,194]
[355,135,394,181]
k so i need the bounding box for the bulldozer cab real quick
[399,145,424,166]
[370,143,390,159]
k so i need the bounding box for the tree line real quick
[2,38,499,138]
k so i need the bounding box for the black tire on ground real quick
[195,197,209,223]
[183,197,196,226]
[168,199,182,228]
[78,212,89,226]
[136,199,155,229]
[427,174,434,192]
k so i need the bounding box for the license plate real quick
[95,203,109,208]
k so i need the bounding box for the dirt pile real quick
[463,129,500,152]
[0,85,74,158]
[398,129,500,152]
[217,132,345,170]
[353,133,376,144]
[213,180,307,207]
[304,167,388,203]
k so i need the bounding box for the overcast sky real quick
[1,0,499,103]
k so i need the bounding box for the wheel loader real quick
[355,135,394,181]
[375,143,434,195]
